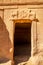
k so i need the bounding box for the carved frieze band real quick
[12,9,36,20]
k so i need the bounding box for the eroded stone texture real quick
[0,1,43,65]
[0,0,43,4]
[0,10,13,62]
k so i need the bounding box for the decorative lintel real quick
[12,18,39,23]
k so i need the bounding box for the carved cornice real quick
[0,2,43,6]
[32,19,39,22]
[12,19,39,24]
[12,19,32,23]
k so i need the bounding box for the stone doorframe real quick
[11,19,38,65]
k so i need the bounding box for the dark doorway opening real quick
[14,23,31,65]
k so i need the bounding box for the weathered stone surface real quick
[4,8,43,58]
[0,0,43,4]
[0,2,43,65]
[18,53,43,65]
[0,10,13,61]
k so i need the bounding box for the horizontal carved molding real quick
[12,19,32,23]
[0,2,43,6]
[12,19,39,23]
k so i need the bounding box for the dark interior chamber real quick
[14,23,31,64]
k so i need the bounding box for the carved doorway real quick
[13,19,32,65]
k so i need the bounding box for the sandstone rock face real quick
[0,1,43,65]
[0,18,12,59]
[0,0,43,4]
[0,10,13,61]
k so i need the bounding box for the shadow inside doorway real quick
[14,23,31,65]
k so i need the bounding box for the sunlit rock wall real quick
[0,9,13,60]
[0,0,43,3]
[0,0,43,62]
